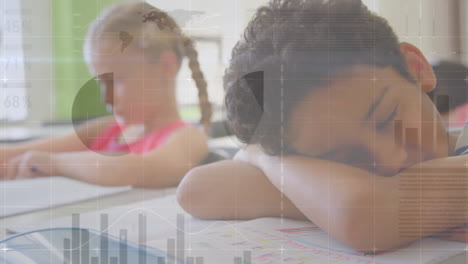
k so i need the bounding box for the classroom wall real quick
[377,0,461,63]
[146,0,246,65]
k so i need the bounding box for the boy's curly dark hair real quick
[224,0,414,155]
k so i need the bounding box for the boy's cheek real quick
[287,139,312,157]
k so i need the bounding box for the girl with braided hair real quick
[0,2,212,187]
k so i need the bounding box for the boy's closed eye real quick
[376,104,399,132]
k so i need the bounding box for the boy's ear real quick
[399,42,436,93]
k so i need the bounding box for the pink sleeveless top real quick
[89,121,189,155]
[452,103,468,127]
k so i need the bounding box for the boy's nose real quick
[372,139,409,176]
[377,147,409,176]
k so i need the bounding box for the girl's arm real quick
[8,126,208,187]
[1,117,113,177]
[250,149,468,253]
[1,117,113,159]
[177,160,307,220]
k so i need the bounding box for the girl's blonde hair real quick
[84,2,212,130]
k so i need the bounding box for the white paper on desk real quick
[184,218,467,264]
[0,177,131,217]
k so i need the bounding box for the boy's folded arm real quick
[255,154,468,253]
[176,159,307,221]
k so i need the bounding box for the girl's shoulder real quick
[130,121,203,154]
[74,116,116,146]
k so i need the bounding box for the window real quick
[362,0,379,12]
[176,35,224,121]
[0,1,28,121]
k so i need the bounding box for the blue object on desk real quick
[0,228,178,264]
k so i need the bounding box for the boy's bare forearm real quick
[394,156,468,238]
[255,154,468,252]
[177,160,307,220]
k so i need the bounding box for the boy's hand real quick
[5,151,56,180]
